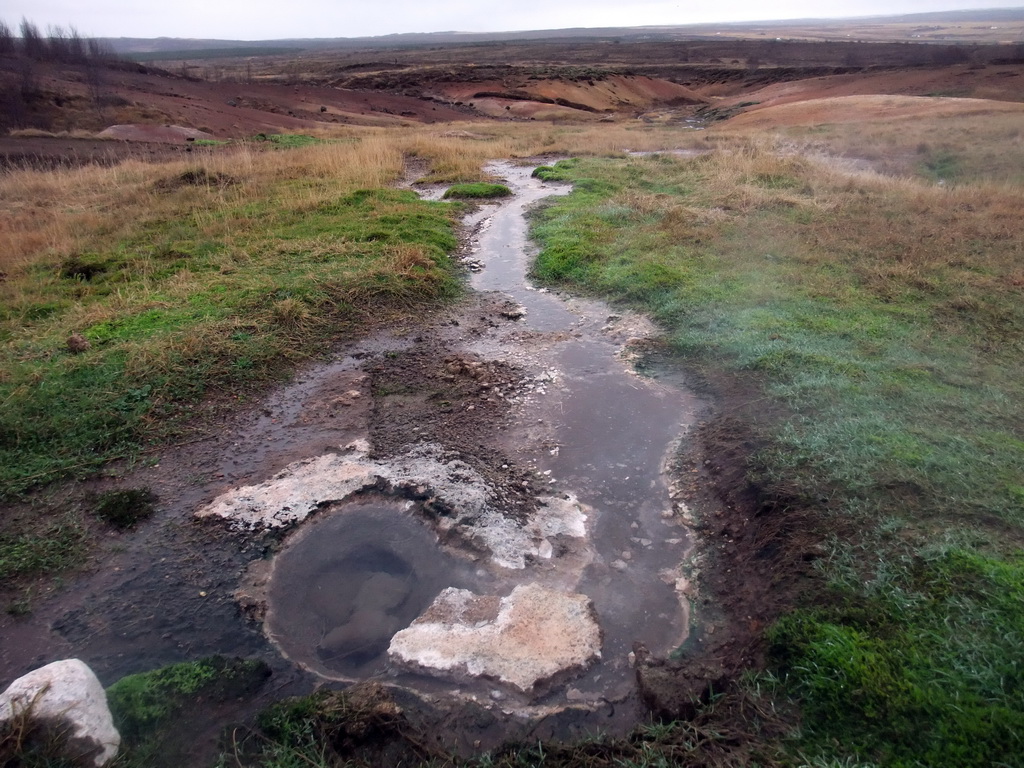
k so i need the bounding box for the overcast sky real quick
[3,0,1021,40]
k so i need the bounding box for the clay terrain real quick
[2,26,1023,164]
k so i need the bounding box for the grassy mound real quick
[0,182,460,499]
[529,151,1024,766]
[441,182,512,199]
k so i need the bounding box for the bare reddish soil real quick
[3,37,1023,167]
[713,62,1024,113]
[0,57,472,139]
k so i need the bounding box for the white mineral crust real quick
[388,583,601,693]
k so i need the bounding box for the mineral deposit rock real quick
[389,583,601,694]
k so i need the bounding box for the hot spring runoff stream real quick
[220,162,704,706]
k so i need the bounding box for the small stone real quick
[611,559,628,571]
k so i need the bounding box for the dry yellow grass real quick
[708,98,1024,184]
[3,111,1020,293]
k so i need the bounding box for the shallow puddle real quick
[265,496,487,679]
[463,163,702,699]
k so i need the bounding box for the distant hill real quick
[101,7,1024,57]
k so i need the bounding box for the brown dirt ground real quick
[0,136,196,168]
[1,58,474,140]
[724,92,1024,129]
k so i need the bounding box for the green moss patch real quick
[107,656,271,767]
[441,182,512,199]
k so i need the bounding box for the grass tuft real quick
[441,182,513,199]
[93,488,157,530]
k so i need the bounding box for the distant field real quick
[122,47,301,62]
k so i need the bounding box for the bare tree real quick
[66,26,86,62]
[86,37,115,61]
[19,18,45,60]
[0,20,16,56]
[47,24,69,62]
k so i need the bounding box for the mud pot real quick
[0,161,705,749]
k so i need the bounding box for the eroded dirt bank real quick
[0,161,725,759]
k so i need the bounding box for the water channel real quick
[257,161,703,709]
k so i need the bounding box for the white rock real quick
[0,659,120,767]
[196,444,585,569]
[389,584,601,694]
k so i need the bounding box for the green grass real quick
[532,158,580,181]
[528,154,1024,766]
[0,186,461,498]
[441,182,513,199]
[0,514,86,581]
[768,549,1024,767]
[253,133,323,148]
[107,657,270,768]
[918,147,960,182]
